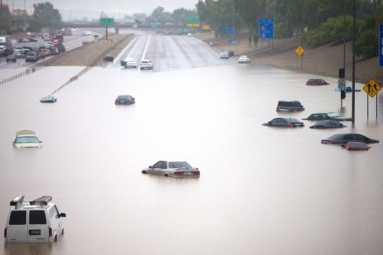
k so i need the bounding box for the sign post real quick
[363,79,381,118]
[100,18,114,40]
[295,46,304,68]
[379,24,383,67]
[259,18,274,49]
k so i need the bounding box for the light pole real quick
[352,0,356,122]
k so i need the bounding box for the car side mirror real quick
[341,145,345,148]
[59,213,66,218]
[149,166,152,168]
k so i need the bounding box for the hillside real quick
[194,31,383,85]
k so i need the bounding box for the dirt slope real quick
[194,32,383,84]
[37,34,135,67]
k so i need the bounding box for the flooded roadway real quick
[0,32,383,255]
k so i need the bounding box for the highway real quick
[0,28,103,69]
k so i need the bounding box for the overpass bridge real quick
[61,22,179,33]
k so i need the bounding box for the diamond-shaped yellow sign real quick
[363,79,381,98]
[295,46,304,56]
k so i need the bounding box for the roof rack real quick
[10,195,25,206]
[29,196,52,206]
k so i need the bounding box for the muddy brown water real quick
[1,64,383,255]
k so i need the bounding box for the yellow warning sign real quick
[363,79,381,98]
[295,46,304,56]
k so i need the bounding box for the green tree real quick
[28,2,62,31]
[133,13,147,23]
[0,5,12,33]
[147,6,172,23]
[173,8,197,25]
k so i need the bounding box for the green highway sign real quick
[187,16,200,27]
[100,18,114,26]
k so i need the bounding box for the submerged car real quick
[13,129,42,148]
[115,95,135,105]
[309,120,346,129]
[276,100,305,112]
[4,195,66,242]
[262,118,304,127]
[302,112,352,121]
[306,79,330,85]
[142,161,200,177]
[341,142,371,151]
[321,133,379,144]
[238,55,250,63]
[40,96,57,103]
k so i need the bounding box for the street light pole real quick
[352,0,356,122]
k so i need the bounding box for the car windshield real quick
[327,112,340,117]
[349,143,367,149]
[169,161,192,169]
[16,136,39,143]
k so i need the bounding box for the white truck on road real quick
[0,36,11,50]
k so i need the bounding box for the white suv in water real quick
[4,195,66,242]
[140,59,153,70]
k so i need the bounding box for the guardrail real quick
[0,66,45,85]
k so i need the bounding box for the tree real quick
[133,13,147,23]
[147,6,172,23]
[28,2,61,31]
[0,4,12,33]
[173,8,197,25]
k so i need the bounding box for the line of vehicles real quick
[0,40,66,63]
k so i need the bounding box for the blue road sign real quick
[225,27,234,35]
[379,24,383,67]
[259,18,274,39]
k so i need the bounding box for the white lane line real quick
[138,36,151,72]
[141,36,151,61]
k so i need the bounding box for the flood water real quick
[1,63,383,255]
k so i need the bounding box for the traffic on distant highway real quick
[0,28,101,69]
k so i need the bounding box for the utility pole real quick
[352,0,356,122]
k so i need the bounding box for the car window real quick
[169,162,192,168]
[9,211,26,225]
[16,137,39,143]
[160,161,167,169]
[270,119,278,124]
[292,102,301,107]
[29,210,47,224]
[344,134,354,140]
[350,143,366,149]
[153,161,163,168]
[354,134,367,141]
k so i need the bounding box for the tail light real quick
[174,171,183,175]
[4,229,7,238]
[191,171,200,175]
[49,228,52,237]
[288,123,292,127]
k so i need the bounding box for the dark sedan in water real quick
[309,120,346,129]
[262,118,304,127]
[321,133,379,144]
[115,95,135,105]
[40,96,57,103]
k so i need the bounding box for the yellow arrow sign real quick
[363,79,381,98]
[295,46,304,56]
